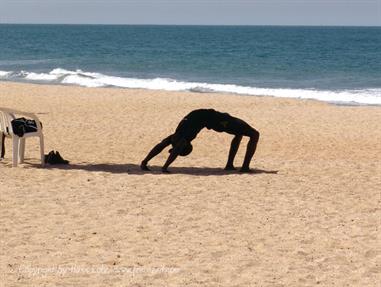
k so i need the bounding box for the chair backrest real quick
[0,108,16,136]
[0,107,43,136]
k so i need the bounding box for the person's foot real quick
[140,161,150,171]
[224,165,236,171]
[161,168,170,173]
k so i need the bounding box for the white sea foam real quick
[55,71,381,105]
[0,70,12,78]
[23,71,59,81]
[62,74,105,88]
[1,68,380,105]
[50,68,79,76]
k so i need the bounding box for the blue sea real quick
[1,24,380,105]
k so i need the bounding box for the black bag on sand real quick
[11,117,39,137]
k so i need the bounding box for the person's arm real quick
[162,149,179,173]
[162,138,187,173]
[141,135,172,171]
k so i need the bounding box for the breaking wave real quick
[0,68,380,105]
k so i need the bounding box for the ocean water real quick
[0,24,380,105]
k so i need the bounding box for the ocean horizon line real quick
[1,23,381,28]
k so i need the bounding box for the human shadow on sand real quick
[35,163,278,176]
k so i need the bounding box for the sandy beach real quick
[1,82,380,286]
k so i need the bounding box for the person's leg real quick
[141,135,172,170]
[241,129,260,172]
[224,135,242,170]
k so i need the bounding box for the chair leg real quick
[19,137,25,163]
[12,136,19,167]
[39,135,45,167]
[1,132,5,159]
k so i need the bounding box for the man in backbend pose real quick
[141,109,260,173]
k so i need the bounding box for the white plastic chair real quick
[0,107,44,167]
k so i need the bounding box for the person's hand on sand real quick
[140,161,150,171]
[224,164,237,171]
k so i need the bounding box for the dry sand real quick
[1,82,380,286]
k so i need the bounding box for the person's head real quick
[169,140,193,156]
[178,141,193,156]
